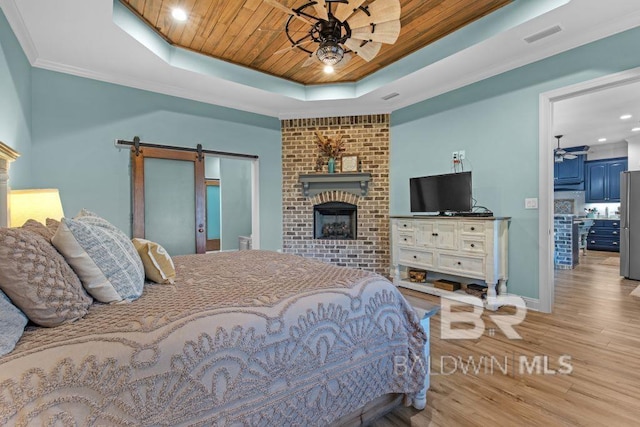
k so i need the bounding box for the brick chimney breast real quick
[281,115,390,275]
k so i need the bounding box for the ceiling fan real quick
[554,135,589,163]
[264,0,401,70]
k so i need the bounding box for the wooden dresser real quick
[390,216,510,309]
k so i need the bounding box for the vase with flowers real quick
[316,131,345,174]
[585,207,598,218]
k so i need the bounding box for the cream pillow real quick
[132,238,176,284]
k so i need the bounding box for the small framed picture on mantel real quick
[341,155,359,172]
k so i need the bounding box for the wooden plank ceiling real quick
[120,0,512,85]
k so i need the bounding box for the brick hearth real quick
[281,115,390,275]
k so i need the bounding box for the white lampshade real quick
[9,189,65,227]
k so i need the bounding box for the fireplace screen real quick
[314,202,357,240]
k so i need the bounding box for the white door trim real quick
[538,66,640,313]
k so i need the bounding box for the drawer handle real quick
[403,238,408,241]
[457,261,462,265]
[403,224,407,228]
[413,255,418,259]
[613,231,618,235]
[613,223,618,226]
[471,227,475,231]
[432,233,438,237]
[590,241,596,244]
[470,243,475,248]
[613,242,618,246]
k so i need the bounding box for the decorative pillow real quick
[0,289,28,356]
[51,211,145,303]
[46,217,61,236]
[132,238,176,284]
[21,219,54,242]
[0,228,92,327]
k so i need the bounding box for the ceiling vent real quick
[524,25,562,44]
[382,92,400,101]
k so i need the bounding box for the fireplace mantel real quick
[299,173,371,197]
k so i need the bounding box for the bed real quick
[0,248,431,426]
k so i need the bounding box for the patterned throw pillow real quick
[0,289,28,356]
[20,219,55,242]
[0,228,93,327]
[51,211,145,303]
[46,217,61,236]
[132,238,176,284]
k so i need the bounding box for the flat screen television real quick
[410,171,472,214]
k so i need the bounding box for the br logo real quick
[440,295,527,339]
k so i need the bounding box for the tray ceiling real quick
[119,0,512,85]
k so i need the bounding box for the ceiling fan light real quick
[316,40,344,65]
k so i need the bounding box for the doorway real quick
[127,141,261,255]
[539,66,640,313]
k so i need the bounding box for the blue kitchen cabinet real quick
[585,157,627,202]
[587,219,621,252]
[554,147,587,191]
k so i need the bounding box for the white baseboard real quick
[521,296,541,311]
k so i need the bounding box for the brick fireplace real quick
[281,115,390,275]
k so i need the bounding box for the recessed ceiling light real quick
[171,8,188,22]
[323,65,334,74]
[632,127,640,132]
[598,138,607,142]
[620,114,633,120]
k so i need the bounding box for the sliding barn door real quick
[131,147,206,255]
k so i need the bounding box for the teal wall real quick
[29,69,282,250]
[0,9,31,188]
[391,27,640,299]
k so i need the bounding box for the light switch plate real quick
[525,198,538,209]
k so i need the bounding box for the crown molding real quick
[0,0,39,64]
[31,58,282,118]
[394,7,640,112]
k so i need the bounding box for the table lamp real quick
[9,189,65,227]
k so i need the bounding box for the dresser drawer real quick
[396,220,414,231]
[397,232,415,246]
[461,238,486,253]
[438,254,485,276]
[461,222,485,235]
[398,248,435,268]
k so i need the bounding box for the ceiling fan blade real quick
[555,148,567,155]
[564,154,578,160]
[571,151,589,155]
[344,39,382,62]
[313,0,329,20]
[273,39,314,55]
[350,20,401,44]
[333,0,367,23]
[346,0,401,29]
[302,50,320,67]
[555,156,564,163]
[263,0,312,25]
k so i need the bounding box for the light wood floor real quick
[375,250,640,426]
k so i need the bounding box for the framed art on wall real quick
[341,155,359,172]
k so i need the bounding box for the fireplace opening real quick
[314,202,357,240]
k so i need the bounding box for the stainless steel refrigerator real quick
[620,171,640,280]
